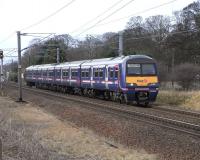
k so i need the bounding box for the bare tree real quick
[173,63,200,90]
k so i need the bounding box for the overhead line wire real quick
[0,0,177,49]
[4,49,17,57]
[20,0,77,31]
[74,0,136,37]
[21,33,56,52]
[70,0,126,34]
[4,29,199,60]
[0,32,16,46]
[1,0,76,47]
[96,0,178,27]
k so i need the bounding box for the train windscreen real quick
[127,63,156,76]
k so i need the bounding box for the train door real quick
[59,68,62,84]
[93,67,98,89]
[90,66,93,88]
[55,68,61,85]
[98,67,105,90]
[114,66,119,90]
[108,66,115,91]
[69,67,71,86]
[47,69,49,84]
[105,65,109,89]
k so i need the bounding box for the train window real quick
[48,71,54,77]
[127,64,141,75]
[105,68,108,78]
[27,71,29,76]
[99,68,103,78]
[81,71,85,77]
[109,68,114,78]
[39,71,42,76]
[95,72,98,77]
[85,71,89,78]
[43,71,47,77]
[26,71,30,76]
[62,70,68,77]
[81,69,90,78]
[56,70,61,77]
[142,64,156,75]
[94,68,98,78]
[115,70,118,78]
[71,70,78,77]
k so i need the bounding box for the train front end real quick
[124,56,159,105]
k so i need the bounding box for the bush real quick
[9,72,18,82]
[173,63,200,90]
[157,62,169,82]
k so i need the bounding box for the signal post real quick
[17,31,23,102]
[0,50,3,92]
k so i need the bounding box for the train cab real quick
[123,55,159,105]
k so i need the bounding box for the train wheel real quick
[124,94,131,105]
[111,92,117,102]
[83,89,87,96]
[144,102,149,107]
[110,92,114,101]
[137,101,149,107]
[104,91,110,100]
[90,89,96,98]
[119,93,130,105]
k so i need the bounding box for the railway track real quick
[153,106,200,118]
[8,83,200,138]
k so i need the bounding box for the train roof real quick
[26,63,56,70]
[81,55,154,67]
[55,60,89,68]
[26,55,154,70]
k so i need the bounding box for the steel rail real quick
[153,106,200,118]
[8,84,200,137]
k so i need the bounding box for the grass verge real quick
[157,90,200,111]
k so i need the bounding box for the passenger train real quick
[24,55,159,106]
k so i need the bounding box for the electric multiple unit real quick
[25,55,159,106]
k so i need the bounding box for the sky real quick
[0,0,196,63]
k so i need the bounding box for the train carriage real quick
[25,55,159,106]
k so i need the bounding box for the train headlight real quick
[148,83,159,86]
[126,83,137,87]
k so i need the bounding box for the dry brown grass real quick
[183,91,200,111]
[157,90,200,111]
[0,97,69,160]
[0,96,157,160]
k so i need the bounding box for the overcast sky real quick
[0,0,196,63]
